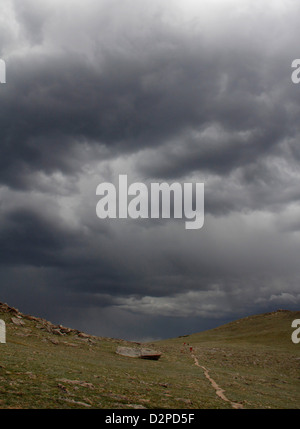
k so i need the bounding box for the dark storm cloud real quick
[0,40,228,188]
[0,207,80,266]
[2,0,298,190]
[1,0,300,340]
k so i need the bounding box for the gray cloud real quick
[0,0,300,340]
[1,0,297,188]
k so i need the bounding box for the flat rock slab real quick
[116,346,161,360]
[140,348,162,360]
[11,317,25,326]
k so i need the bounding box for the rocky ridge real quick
[0,301,95,340]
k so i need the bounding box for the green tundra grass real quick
[0,304,299,409]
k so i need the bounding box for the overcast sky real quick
[0,0,300,341]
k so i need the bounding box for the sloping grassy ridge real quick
[0,303,299,409]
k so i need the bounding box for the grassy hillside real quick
[0,303,299,409]
[162,309,299,348]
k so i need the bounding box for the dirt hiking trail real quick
[191,354,243,409]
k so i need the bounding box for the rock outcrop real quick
[0,301,95,340]
[116,346,161,360]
